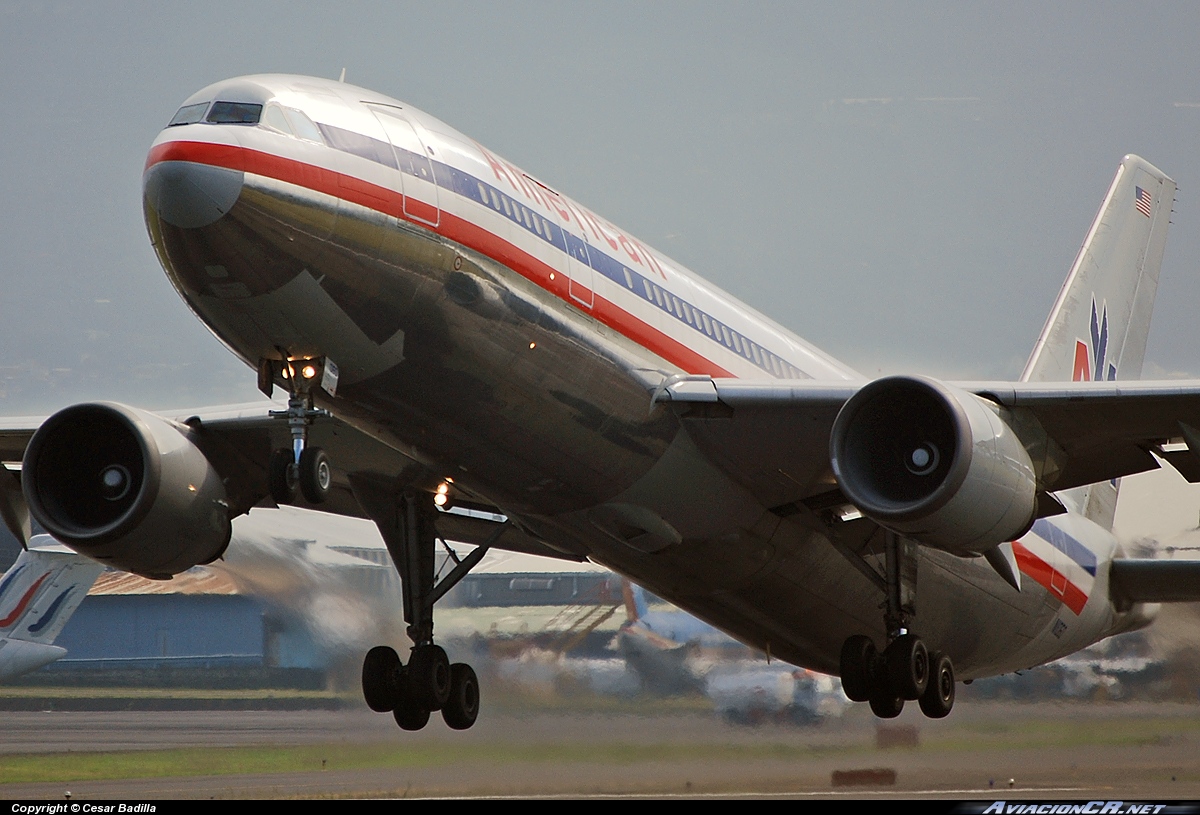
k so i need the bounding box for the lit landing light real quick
[434,481,451,507]
[301,364,317,380]
[835,505,863,522]
[528,342,537,350]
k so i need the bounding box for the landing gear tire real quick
[839,635,877,703]
[442,663,480,730]
[392,690,431,731]
[918,652,955,719]
[868,687,905,719]
[886,633,929,701]
[408,644,451,711]
[268,448,297,505]
[362,646,402,713]
[298,446,331,504]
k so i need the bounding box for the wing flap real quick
[1110,559,1200,605]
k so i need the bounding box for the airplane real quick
[0,538,104,681]
[617,581,847,722]
[617,580,750,695]
[1,73,1199,730]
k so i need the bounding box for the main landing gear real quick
[352,483,496,731]
[266,356,333,505]
[839,632,954,719]
[837,531,956,719]
[362,642,480,731]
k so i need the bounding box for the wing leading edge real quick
[656,375,1200,506]
[0,402,581,565]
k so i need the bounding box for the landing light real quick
[301,364,317,379]
[529,342,537,349]
[434,493,448,507]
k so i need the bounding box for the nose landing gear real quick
[264,355,335,505]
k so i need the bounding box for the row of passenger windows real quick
[474,180,562,249]
[636,277,803,378]
[169,98,804,379]
[462,166,804,378]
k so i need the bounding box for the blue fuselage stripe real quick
[314,121,806,379]
[1031,518,1098,576]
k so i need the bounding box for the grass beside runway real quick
[5,711,1200,786]
[0,741,826,785]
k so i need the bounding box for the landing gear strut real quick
[837,530,955,719]
[266,356,333,505]
[352,481,498,732]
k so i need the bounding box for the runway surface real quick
[3,701,1200,799]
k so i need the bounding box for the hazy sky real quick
[2,2,1200,412]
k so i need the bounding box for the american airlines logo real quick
[1073,297,1116,382]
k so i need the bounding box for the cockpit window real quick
[167,102,209,126]
[262,104,294,135]
[206,101,263,125]
[284,108,324,144]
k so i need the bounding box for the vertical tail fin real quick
[0,543,102,645]
[1021,155,1176,527]
[1022,155,1175,383]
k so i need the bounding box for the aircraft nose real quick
[142,158,244,229]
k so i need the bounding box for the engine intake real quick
[23,403,232,578]
[830,376,1036,554]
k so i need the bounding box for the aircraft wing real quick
[655,376,1200,510]
[0,402,582,564]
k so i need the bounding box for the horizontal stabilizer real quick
[1110,559,1200,607]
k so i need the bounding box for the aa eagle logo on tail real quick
[1073,298,1116,382]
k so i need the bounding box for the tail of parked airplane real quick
[1021,155,1176,527]
[0,538,103,681]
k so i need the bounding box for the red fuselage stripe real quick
[145,141,733,378]
[1012,540,1088,616]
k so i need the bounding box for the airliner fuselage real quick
[139,74,1148,700]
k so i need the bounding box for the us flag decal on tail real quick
[1135,185,1153,217]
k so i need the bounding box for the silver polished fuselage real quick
[142,75,1143,680]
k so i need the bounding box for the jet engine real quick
[829,376,1037,555]
[22,403,232,579]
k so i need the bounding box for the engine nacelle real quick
[829,376,1037,555]
[22,403,232,579]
